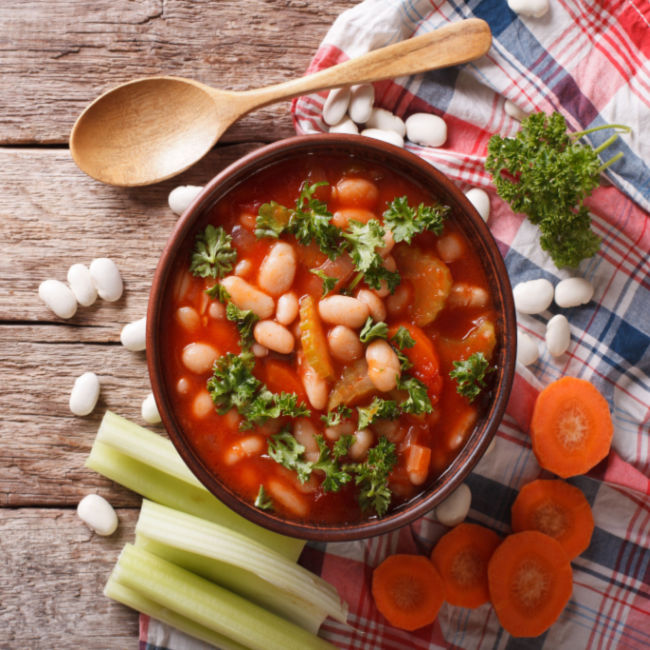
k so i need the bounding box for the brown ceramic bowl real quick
[147,134,516,542]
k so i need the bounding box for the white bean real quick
[176,306,200,331]
[324,419,355,441]
[141,392,161,424]
[294,419,320,463]
[349,429,375,460]
[507,0,550,18]
[39,279,77,319]
[192,390,214,418]
[504,99,529,121]
[365,107,406,137]
[69,372,100,416]
[224,435,264,465]
[257,242,297,296]
[168,185,203,215]
[89,258,123,302]
[234,259,253,277]
[66,264,97,307]
[120,316,147,351]
[252,342,269,358]
[517,330,540,366]
[253,320,294,354]
[405,113,447,147]
[355,289,386,322]
[329,117,359,135]
[323,86,351,126]
[208,301,226,320]
[176,377,190,395]
[555,277,594,308]
[546,314,571,356]
[513,278,554,314]
[435,483,471,527]
[386,283,411,316]
[465,187,490,222]
[77,494,118,536]
[220,276,275,318]
[447,283,489,309]
[361,127,404,148]
[348,83,374,123]
[275,292,299,325]
[181,342,219,374]
[319,295,369,328]
[366,339,401,392]
[327,325,363,362]
[266,478,308,518]
[302,363,328,410]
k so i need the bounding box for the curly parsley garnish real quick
[449,352,494,402]
[225,303,259,349]
[254,485,273,511]
[310,269,338,297]
[357,397,400,429]
[359,317,389,344]
[486,111,630,268]
[320,405,353,427]
[397,375,433,415]
[383,196,449,243]
[350,437,397,516]
[190,225,237,279]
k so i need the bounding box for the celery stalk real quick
[97,410,204,489]
[104,573,249,650]
[136,499,348,623]
[113,544,337,650]
[86,439,304,562]
[135,533,326,634]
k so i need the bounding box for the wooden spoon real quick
[70,18,491,187]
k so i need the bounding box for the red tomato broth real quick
[160,154,498,524]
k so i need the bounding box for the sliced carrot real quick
[430,523,501,608]
[488,531,573,638]
[438,317,496,372]
[393,246,452,326]
[388,322,442,401]
[298,294,334,380]
[371,554,445,631]
[327,358,375,411]
[511,479,594,559]
[530,377,613,478]
[263,359,308,403]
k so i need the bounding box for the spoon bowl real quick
[70,18,491,186]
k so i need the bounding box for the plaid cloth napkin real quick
[142,1,650,648]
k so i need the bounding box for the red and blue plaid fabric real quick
[142,1,650,648]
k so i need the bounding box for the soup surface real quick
[162,154,497,524]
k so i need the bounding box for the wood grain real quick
[0,0,355,145]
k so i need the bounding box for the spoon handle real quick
[228,18,491,111]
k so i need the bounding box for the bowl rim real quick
[147,133,517,542]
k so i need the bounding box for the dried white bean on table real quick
[67,263,97,306]
[120,317,147,351]
[435,483,471,527]
[89,258,123,302]
[513,278,554,314]
[141,392,161,424]
[546,314,571,356]
[464,188,491,222]
[365,108,406,136]
[348,84,374,123]
[555,277,594,308]
[517,330,540,366]
[69,371,100,416]
[361,128,404,147]
[507,0,550,18]
[405,113,447,147]
[168,185,203,215]
[323,87,351,126]
[38,279,78,319]
[329,117,358,135]
[77,494,118,536]
[504,99,529,121]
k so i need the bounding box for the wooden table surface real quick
[0,2,356,646]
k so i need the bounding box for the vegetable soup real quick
[161,154,498,524]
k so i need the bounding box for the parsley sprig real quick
[449,352,494,402]
[225,303,259,350]
[486,111,630,268]
[190,225,237,279]
[383,196,449,243]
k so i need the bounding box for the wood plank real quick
[0,507,139,647]
[0,0,355,144]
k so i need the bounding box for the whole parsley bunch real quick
[486,111,630,268]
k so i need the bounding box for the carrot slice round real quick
[530,377,613,478]
[511,479,594,559]
[430,523,501,608]
[372,554,445,631]
[488,531,573,638]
